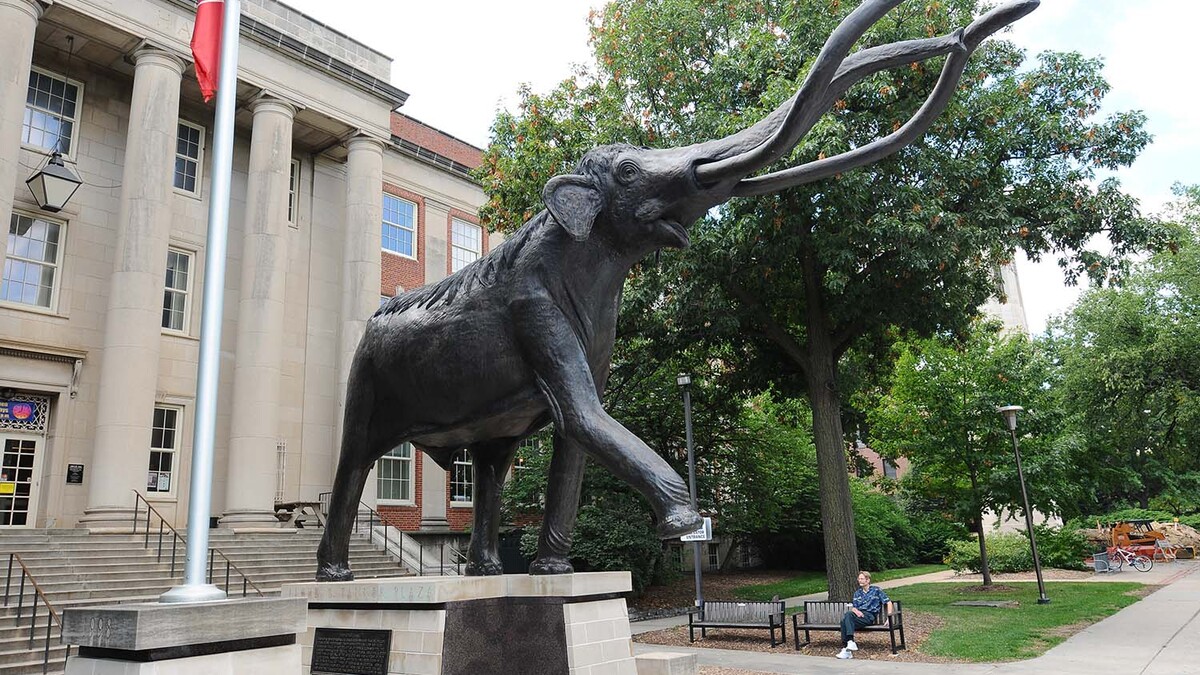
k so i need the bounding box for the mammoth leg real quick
[317,356,388,581]
[316,449,373,581]
[465,438,521,576]
[531,430,585,575]
[515,300,700,539]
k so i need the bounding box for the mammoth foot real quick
[657,506,703,539]
[316,562,354,582]
[465,558,504,576]
[529,556,575,575]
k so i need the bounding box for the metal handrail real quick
[317,491,466,575]
[131,490,265,597]
[3,553,67,674]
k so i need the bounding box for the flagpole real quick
[161,0,241,603]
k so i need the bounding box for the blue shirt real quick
[852,585,890,619]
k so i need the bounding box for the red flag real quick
[191,0,224,102]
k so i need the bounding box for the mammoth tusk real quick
[732,0,1040,197]
[694,0,907,186]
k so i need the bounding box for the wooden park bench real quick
[791,600,906,654]
[687,597,786,647]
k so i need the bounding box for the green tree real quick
[869,321,1066,584]
[1048,185,1200,514]
[478,0,1165,599]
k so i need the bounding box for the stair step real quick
[0,527,435,674]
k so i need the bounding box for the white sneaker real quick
[836,648,853,659]
[846,639,859,651]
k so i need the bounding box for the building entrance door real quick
[0,434,42,527]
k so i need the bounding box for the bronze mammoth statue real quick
[317,0,1039,581]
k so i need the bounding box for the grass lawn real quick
[899,581,1146,661]
[732,563,948,601]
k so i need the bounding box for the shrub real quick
[907,511,970,564]
[852,480,918,570]
[945,531,1032,573]
[1092,508,1174,525]
[1030,525,1090,570]
[945,527,1091,573]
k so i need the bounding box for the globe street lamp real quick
[677,373,703,607]
[997,405,1050,604]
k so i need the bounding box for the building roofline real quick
[240,14,408,108]
[392,112,485,154]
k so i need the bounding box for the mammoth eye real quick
[616,159,641,184]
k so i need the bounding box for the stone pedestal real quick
[283,572,638,675]
[60,597,305,674]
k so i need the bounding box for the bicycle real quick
[1108,546,1154,572]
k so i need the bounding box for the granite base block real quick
[61,597,305,675]
[284,572,639,675]
[634,652,698,675]
[64,644,299,675]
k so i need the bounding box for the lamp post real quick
[996,405,1050,605]
[677,373,703,608]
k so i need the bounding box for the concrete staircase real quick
[0,528,411,674]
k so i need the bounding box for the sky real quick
[283,0,1198,333]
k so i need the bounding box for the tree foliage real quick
[868,321,1072,581]
[477,0,1165,599]
[1047,185,1200,514]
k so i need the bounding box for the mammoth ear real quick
[542,174,603,241]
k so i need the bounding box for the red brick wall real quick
[390,113,484,169]
[445,209,487,277]
[447,503,473,531]
[378,453,425,531]
[381,183,425,295]
[855,445,910,479]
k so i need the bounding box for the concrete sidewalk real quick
[632,561,1200,674]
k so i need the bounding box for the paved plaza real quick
[632,561,1200,674]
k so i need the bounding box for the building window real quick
[451,219,482,273]
[707,543,720,571]
[148,407,180,494]
[381,194,416,258]
[2,213,63,309]
[162,248,192,332]
[450,449,472,505]
[883,459,898,479]
[174,122,204,193]
[23,68,81,155]
[376,443,414,503]
[288,159,300,224]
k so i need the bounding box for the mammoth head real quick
[541,0,1039,250]
[542,143,720,250]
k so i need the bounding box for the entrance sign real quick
[681,517,712,542]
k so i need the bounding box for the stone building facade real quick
[0,0,491,534]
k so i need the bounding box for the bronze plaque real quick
[311,627,391,675]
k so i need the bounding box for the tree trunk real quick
[967,467,991,586]
[975,516,993,586]
[805,326,859,601]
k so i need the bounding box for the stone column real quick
[419,454,449,530]
[220,96,296,528]
[80,48,184,528]
[423,199,450,282]
[334,135,383,471]
[417,201,450,528]
[0,0,43,257]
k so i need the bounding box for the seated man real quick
[837,570,890,659]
